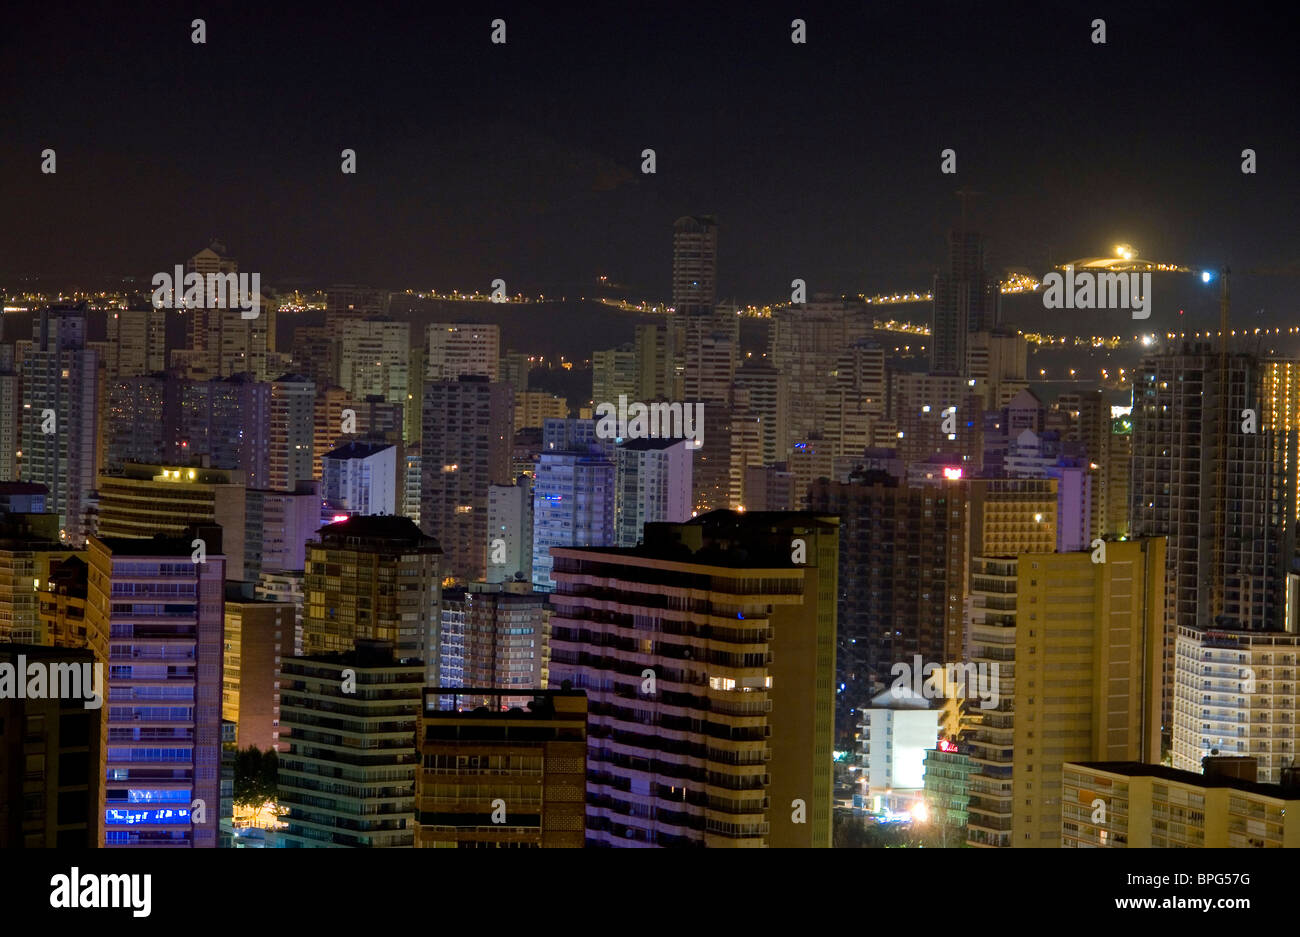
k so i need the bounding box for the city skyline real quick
[4,1,1300,883]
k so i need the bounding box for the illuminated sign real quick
[938,738,958,753]
[942,467,963,480]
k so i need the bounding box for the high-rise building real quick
[808,471,966,739]
[0,644,103,847]
[178,245,272,381]
[1130,345,1300,735]
[0,512,75,643]
[22,304,100,544]
[963,540,1166,847]
[96,463,247,579]
[680,315,738,405]
[302,515,442,684]
[965,328,1027,409]
[0,345,21,480]
[244,483,319,578]
[289,324,337,389]
[633,323,671,402]
[37,554,100,660]
[1172,624,1300,783]
[966,477,1058,558]
[222,582,295,753]
[415,688,587,847]
[731,361,789,466]
[888,371,982,471]
[336,319,410,418]
[321,440,398,516]
[532,436,615,592]
[104,306,167,380]
[278,640,421,848]
[614,437,693,548]
[451,580,546,707]
[671,215,718,311]
[180,242,237,360]
[421,376,513,583]
[743,463,797,512]
[930,227,1000,376]
[514,391,569,432]
[1011,541,1166,845]
[1063,760,1300,847]
[424,323,500,382]
[549,511,838,847]
[324,285,389,340]
[768,296,874,444]
[106,374,272,485]
[487,475,532,584]
[438,587,467,687]
[89,525,226,847]
[592,344,638,408]
[270,374,316,492]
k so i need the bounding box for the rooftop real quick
[323,440,396,460]
[1073,761,1300,800]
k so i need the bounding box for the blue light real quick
[1202,271,1214,283]
[106,808,191,825]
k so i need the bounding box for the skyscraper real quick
[1130,345,1300,735]
[183,243,273,380]
[21,304,100,544]
[929,227,1000,376]
[278,640,421,848]
[808,470,966,742]
[222,581,295,753]
[671,215,718,311]
[415,688,587,848]
[487,475,532,584]
[614,437,693,548]
[532,426,616,591]
[96,463,248,578]
[452,580,546,707]
[90,525,226,848]
[421,375,514,583]
[269,374,316,492]
[321,440,398,516]
[324,284,389,340]
[0,645,103,847]
[336,319,410,429]
[104,305,166,380]
[1172,624,1300,783]
[302,515,442,684]
[424,323,500,382]
[549,511,838,847]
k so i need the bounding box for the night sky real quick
[3,1,1297,306]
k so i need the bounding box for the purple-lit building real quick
[92,525,226,847]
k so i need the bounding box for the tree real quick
[233,745,278,808]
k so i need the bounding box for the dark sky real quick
[2,1,1297,304]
